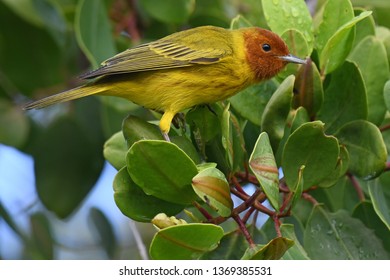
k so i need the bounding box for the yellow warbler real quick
[24,25,305,140]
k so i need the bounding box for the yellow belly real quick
[98,60,254,113]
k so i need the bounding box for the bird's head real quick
[244,28,306,81]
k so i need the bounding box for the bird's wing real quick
[80,27,233,79]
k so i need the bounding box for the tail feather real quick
[23,85,105,110]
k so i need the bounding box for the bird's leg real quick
[159,110,176,142]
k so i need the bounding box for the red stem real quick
[347,173,365,201]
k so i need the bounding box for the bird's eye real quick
[262,43,271,52]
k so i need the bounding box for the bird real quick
[24,25,306,140]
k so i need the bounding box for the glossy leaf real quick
[320,11,372,74]
[315,0,354,54]
[149,223,224,260]
[352,201,390,252]
[335,120,387,179]
[186,105,220,143]
[353,8,376,49]
[200,229,250,260]
[304,205,389,259]
[282,121,339,190]
[317,61,367,134]
[122,115,163,148]
[384,80,390,112]
[241,237,294,260]
[280,224,310,260]
[290,107,310,133]
[292,59,324,118]
[278,29,309,79]
[127,140,198,204]
[262,0,313,52]
[368,180,390,230]
[221,103,233,169]
[249,132,280,210]
[75,0,116,67]
[113,167,183,222]
[318,145,350,188]
[230,81,277,126]
[103,131,127,170]
[192,167,233,217]
[261,75,295,151]
[349,36,389,125]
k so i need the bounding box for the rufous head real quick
[244,28,306,81]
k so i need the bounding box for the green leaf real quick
[230,14,253,29]
[261,75,295,151]
[34,117,104,218]
[221,103,233,169]
[315,0,354,54]
[127,140,198,204]
[384,80,390,112]
[241,237,294,260]
[149,223,224,260]
[113,167,183,222]
[88,207,116,259]
[200,229,250,260]
[290,107,310,133]
[186,105,221,143]
[103,131,127,170]
[320,11,372,74]
[230,81,277,126]
[280,224,310,260]
[317,61,367,134]
[249,132,280,210]
[28,212,53,260]
[0,99,29,148]
[292,60,324,118]
[368,180,390,230]
[138,0,195,24]
[278,29,310,80]
[192,167,233,217]
[282,121,340,190]
[352,201,390,252]
[75,0,116,67]
[304,205,389,259]
[349,36,389,125]
[318,145,350,188]
[122,115,163,148]
[335,120,387,179]
[353,8,376,49]
[0,1,64,94]
[262,0,313,52]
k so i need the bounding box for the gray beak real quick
[279,54,307,64]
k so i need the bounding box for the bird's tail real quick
[23,84,106,110]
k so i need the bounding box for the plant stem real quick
[232,213,255,246]
[347,173,365,201]
[193,201,213,221]
[302,192,319,205]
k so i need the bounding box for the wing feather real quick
[80,26,233,79]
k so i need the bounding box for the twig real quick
[128,220,149,260]
[232,214,255,246]
[347,173,365,201]
[193,201,213,221]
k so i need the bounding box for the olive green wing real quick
[80,26,233,79]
